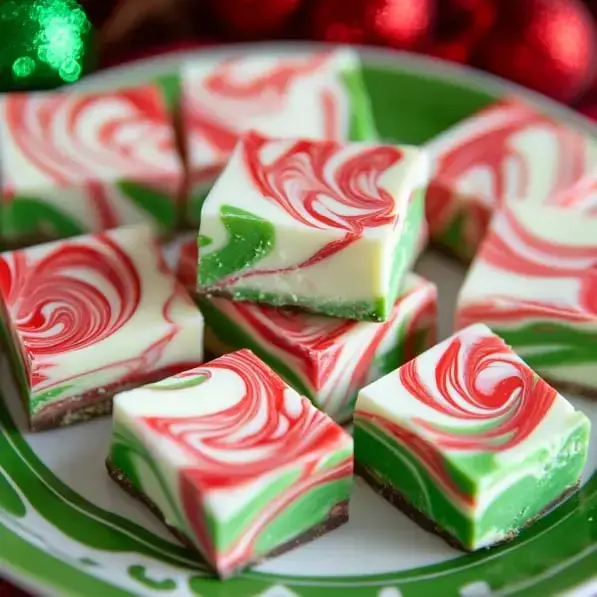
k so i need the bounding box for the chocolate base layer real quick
[106,459,349,579]
[356,464,580,551]
[31,395,114,432]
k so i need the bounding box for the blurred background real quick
[3,0,597,116]
[3,0,597,117]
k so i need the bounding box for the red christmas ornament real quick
[577,101,597,121]
[474,0,596,104]
[209,0,304,39]
[310,0,435,50]
[428,0,497,64]
[309,0,367,43]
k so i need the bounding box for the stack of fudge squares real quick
[0,47,593,580]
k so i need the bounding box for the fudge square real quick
[198,274,437,423]
[180,48,377,225]
[0,83,183,247]
[457,201,597,398]
[107,349,353,579]
[425,98,597,262]
[197,132,428,321]
[0,225,205,431]
[354,324,591,551]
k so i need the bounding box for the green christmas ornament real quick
[0,0,94,91]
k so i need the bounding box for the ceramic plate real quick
[0,44,596,597]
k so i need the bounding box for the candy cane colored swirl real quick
[142,349,348,489]
[5,86,178,184]
[241,132,400,266]
[399,331,556,452]
[233,302,350,382]
[184,52,341,156]
[142,350,351,572]
[426,99,588,236]
[0,236,140,359]
[481,205,597,315]
[548,174,597,215]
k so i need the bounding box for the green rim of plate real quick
[0,44,596,597]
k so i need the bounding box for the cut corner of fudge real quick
[456,200,597,398]
[353,322,591,551]
[195,132,429,321]
[0,224,205,432]
[106,348,353,579]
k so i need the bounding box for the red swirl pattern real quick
[398,330,556,452]
[142,350,351,572]
[479,205,597,315]
[231,301,352,388]
[242,132,401,265]
[0,234,141,385]
[5,86,177,181]
[183,52,341,157]
[548,174,597,215]
[456,298,595,331]
[4,86,178,227]
[143,349,347,487]
[426,99,588,241]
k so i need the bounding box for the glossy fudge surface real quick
[0,84,182,247]
[199,274,437,423]
[425,98,597,261]
[0,225,204,430]
[180,48,377,224]
[197,132,428,321]
[108,349,353,578]
[457,202,597,397]
[354,324,590,550]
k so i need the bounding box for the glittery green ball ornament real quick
[0,0,94,91]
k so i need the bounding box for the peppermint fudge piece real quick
[181,48,377,225]
[197,132,428,321]
[0,225,204,431]
[198,274,437,423]
[354,324,591,551]
[456,202,597,398]
[0,84,182,247]
[425,98,597,262]
[107,349,353,579]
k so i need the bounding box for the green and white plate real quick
[1,44,596,597]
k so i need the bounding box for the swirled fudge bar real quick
[354,324,590,550]
[180,48,377,225]
[197,273,437,423]
[197,132,428,321]
[107,349,353,579]
[457,201,597,398]
[425,98,597,262]
[0,225,204,430]
[0,84,183,247]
